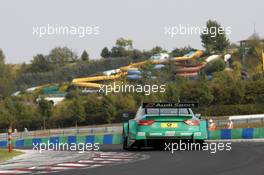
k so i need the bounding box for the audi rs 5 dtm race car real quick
[122,103,208,150]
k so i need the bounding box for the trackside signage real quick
[143,103,198,108]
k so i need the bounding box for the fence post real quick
[247,119,249,128]
[8,127,12,153]
[77,128,79,135]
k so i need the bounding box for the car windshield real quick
[135,106,193,120]
[146,108,191,115]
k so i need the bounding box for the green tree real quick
[150,46,167,55]
[80,50,89,61]
[101,47,111,58]
[247,34,264,74]
[38,98,53,129]
[231,61,242,77]
[201,20,230,53]
[109,38,134,57]
[163,83,180,102]
[69,98,85,125]
[0,97,38,130]
[0,102,14,130]
[48,47,77,64]
[170,46,195,57]
[0,49,5,64]
[204,59,226,75]
[211,73,245,105]
[14,100,36,130]
[116,38,133,50]
[101,96,117,124]
[228,82,245,104]
[130,49,144,61]
[0,64,15,98]
[111,46,128,57]
[180,82,214,106]
[30,54,53,72]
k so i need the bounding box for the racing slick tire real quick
[123,136,128,150]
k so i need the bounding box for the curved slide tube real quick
[175,62,206,77]
[72,73,126,88]
[72,51,204,88]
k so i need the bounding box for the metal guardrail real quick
[215,118,264,129]
[204,114,264,129]
[0,126,122,141]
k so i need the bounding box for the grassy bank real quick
[0,149,23,163]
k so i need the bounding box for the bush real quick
[204,59,226,75]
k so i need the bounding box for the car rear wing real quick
[142,102,198,108]
[142,102,198,115]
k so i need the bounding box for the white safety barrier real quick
[229,114,264,120]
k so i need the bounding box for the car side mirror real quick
[195,113,201,119]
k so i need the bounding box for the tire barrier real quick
[208,128,264,140]
[0,134,122,148]
[1,128,264,148]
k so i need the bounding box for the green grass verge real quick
[0,149,23,163]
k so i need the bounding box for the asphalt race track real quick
[47,142,264,175]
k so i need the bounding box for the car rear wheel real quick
[123,136,138,151]
[123,136,128,150]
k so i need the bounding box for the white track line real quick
[49,167,74,170]
[56,163,90,167]
[30,166,73,170]
[0,152,139,174]
[92,158,126,161]
[77,160,97,163]
[78,160,113,164]
[0,170,32,174]
[87,164,103,168]
[98,153,134,156]
[99,155,136,159]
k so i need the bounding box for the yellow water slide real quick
[72,50,204,88]
[72,73,127,88]
[172,50,204,61]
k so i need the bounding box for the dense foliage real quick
[1,69,264,131]
[0,26,264,131]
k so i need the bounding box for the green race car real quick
[122,103,208,150]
